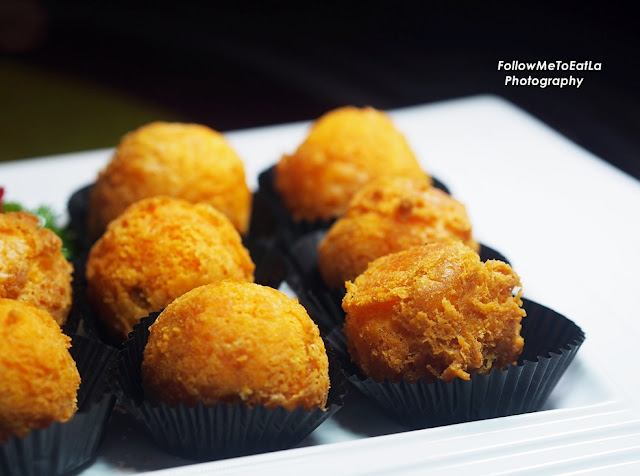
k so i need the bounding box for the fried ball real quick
[318,176,479,288]
[343,241,525,383]
[0,298,80,443]
[0,211,73,325]
[275,106,427,222]
[87,121,252,240]
[86,196,255,342]
[142,280,330,411]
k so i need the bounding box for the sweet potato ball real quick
[142,280,330,411]
[87,121,252,240]
[275,106,427,222]
[86,196,255,342]
[343,241,525,383]
[318,176,479,288]
[0,298,80,443]
[0,211,73,325]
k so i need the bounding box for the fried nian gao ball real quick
[87,121,252,240]
[86,196,255,342]
[343,241,525,384]
[318,176,479,288]
[0,298,80,443]
[275,106,427,222]
[142,281,330,411]
[0,211,73,325]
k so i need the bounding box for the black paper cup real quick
[62,248,126,346]
[248,166,451,248]
[61,250,95,339]
[67,183,94,254]
[284,230,510,334]
[248,166,335,246]
[116,312,347,461]
[66,184,108,342]
[0,335,118,476]
[324,298,585,430]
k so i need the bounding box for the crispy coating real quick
[0,298,80,443]
[343,241,525,383]
[142,281,330,411]
[0,211,73,325]
[318,176,479,288]
[87,121,252,240]
[275,106,427,221]
[86,197,255,342]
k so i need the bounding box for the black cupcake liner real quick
[0,335,119,476]
[248,166,336,246]
[115,311,347,461]
[67,183,94,254]
[324,298,585,430]
[63,249,123,346]
[248,166,451,248]
[284,229,510,334]
[61,250,96,339]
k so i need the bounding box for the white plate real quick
[2,95,639,475]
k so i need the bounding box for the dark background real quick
[1,1,638,180]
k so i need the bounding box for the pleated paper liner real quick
[62,247,130,346]
[248,166,451,248]
[285,229,510,334]
[67,183,94,255]
[324,298,585,430]
[61,249,93,339]
[116,312,348,461]
[0,335,118,476]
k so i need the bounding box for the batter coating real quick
[0,211,73,325]
[318,176,479,288]
[275,106,427,222]
[86,197,255,342]
[0,298,80,443]
[87,121,251,239]
[142,281,330,411]
[343,241,525,383]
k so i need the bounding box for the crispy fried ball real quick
[275,106,427,222]
[87,121,252,240]
[0,298,80,443]
[86,196,255,342]
[142,281,330,411]
[318,177,479,288]
[0,211,73,325]
[343,241,525,383]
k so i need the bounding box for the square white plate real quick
[2,95,639,475]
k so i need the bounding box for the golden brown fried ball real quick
[0,211,73,325]
[87,121,252,240]
[275,106,427,222]
[318,176,479,288]
[86,196,255,342]
[142,280,330,411]
[0,298,80,443]
[343,241,525,383]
